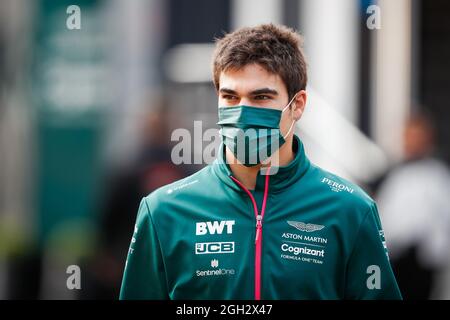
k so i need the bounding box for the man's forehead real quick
[219,65,285,94]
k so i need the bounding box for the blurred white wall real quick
[232,0,282,29]
[300,0,360,124]
[372,0,412,162]
[298,88,388,183]
[103,0,167,169]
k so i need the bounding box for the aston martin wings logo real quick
[287,221,325,233]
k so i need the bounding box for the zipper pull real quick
[255,215,262,244]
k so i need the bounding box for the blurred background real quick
[0,0,449,299]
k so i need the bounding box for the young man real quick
[119,24,402,300]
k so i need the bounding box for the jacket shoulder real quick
[141,165,214,214]
[307,163,376,213]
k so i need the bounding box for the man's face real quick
[218,63,304,142]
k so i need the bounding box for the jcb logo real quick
[195,242,235,254]
[196,220,235,235]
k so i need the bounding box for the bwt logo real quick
[196,220,235,235]
[195,242,235,254]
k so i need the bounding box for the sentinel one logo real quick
[196,268,235,277]
[196,258,235,277]
[321,177,354,193]
[196,220,235,235]
[195,242,235,254]
[196,259,235,277]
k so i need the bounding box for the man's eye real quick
[223,95,237,100]
[254,95,271,100]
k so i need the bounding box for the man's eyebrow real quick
[219,87,279,96]
[250,88,279,96]
[219,88,237,94]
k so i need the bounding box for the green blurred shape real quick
[32,0,107,253]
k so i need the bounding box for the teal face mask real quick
[217,94,297,167]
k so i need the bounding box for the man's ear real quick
[293,90,307,121]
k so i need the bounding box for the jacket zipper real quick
[230,170,270,300]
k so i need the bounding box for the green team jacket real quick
[119,135,402,300]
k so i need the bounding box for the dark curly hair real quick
[212,23,308,99]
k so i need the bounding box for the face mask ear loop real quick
[281,93,298,139]
[282,120,296,140]
[282,93,298,113]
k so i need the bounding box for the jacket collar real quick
[212,134,311,193]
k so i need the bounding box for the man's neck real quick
[226,136,295,190]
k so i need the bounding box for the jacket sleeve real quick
[119,197,169,300]
[344,202,403,300]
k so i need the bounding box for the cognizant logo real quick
[281,243,325,257]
